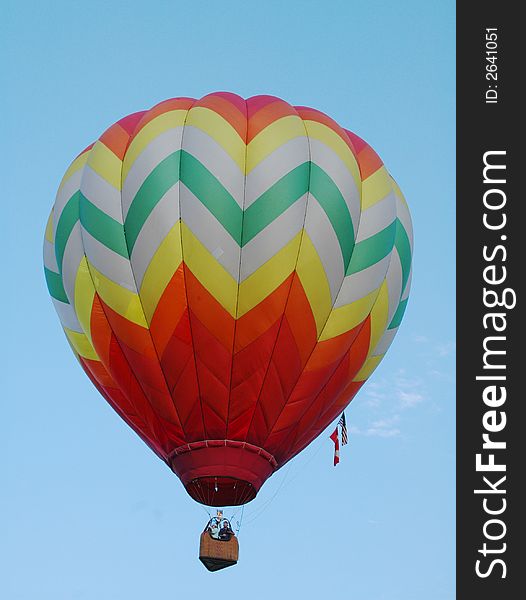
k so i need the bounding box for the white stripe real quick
[52,297,82,332]
[245,136,309,208]
[372,327,397,356]
[355,192,396,243]
[80,165,123,223]
[122,126,185,218]
[395,192,414,251]
[53,169,83,239]
[335,254,391,308]
[130,182,182,288]
[61,222,85,307]
[402,266,412,301]
[81,228,137,292]
[181,125,245,207]
[43,239,58,271]
[304,196,344,302]
[385,250,403,325]
[308,138,361,240]
[240,193,308,281]
[180,183,240,279]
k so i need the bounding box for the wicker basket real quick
[199,531,239,572]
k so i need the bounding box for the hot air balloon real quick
[43,92,413,513]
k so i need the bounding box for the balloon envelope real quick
[44,93,413,506]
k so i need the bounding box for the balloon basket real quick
[199,531,239,572]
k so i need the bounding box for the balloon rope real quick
[243,462,293,525]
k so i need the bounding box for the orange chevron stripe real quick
[98,122,132,160]
[234,273,294,352]
[98,297,156,358]
[79,355,115,388]
[184,266,235,351]
[258,316,371,454]
[150,264,188,357]
[305,320,366,372]
[344,130,384,180]
[196,92,247,140]
[79,359,169,460]
[246,96,299,143]
[90,294,113,364]
[295,106,356,154]
[88,296,176,449]
[131,97,195,136]
[281,276,318,367]
[92,294,185,431]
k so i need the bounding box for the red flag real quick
[330,427,340,466]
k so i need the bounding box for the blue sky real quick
[1,1,455,598]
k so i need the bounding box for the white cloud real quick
[412,334,429,343]
[350,416,401,438]
[436,341,456,357]
[397,390,425,408]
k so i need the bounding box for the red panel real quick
[248,317,303,447]
[89,293,183,453]
[283,276,318,368]
[228,319,281,439]
[189,310,232,439]
[98,296,184,435]
[263,317,371,461]
[79,356,166,460]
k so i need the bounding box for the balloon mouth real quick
[186,476,257,506]
[168,441,278,506]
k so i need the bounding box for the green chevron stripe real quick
[309,163,355,268]
[54,191,80,273]
[124,151,182,252]
[347,220,396,276]
[242,162,310,245]
[181,151,243,245]
[45,267,69,303]
[389,297,408,329]
[394,218,412,291]
[79,193,129,258]
[124,156,362,265]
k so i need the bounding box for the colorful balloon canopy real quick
[43,92,413,506]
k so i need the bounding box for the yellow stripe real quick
[302,120,361,189]
[186,106,245,171]
[238,232,302,317]
[86,140,122,190]
[390,176,408,209]
[58,151,90,192]
[320,287,380,341]
[86,260,148,327]
[74,257,97,344]
[351,282,390,381]
[247,116,306,173]
[368,280,389,352]
[353,354,383,382]
[122,110,188,181]
[64,327,99,360]
[361,166,393,210]
[181,222,238,316]
[45,209,54,243]
[295,234,332,335]
[140,221,183,322]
